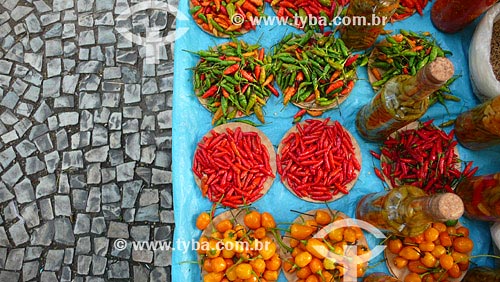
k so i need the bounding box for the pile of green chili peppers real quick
[190,39,275,125]
[369,30,460,107]
[271,31,365,110]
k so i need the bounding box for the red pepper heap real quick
[374,120,478,193]
[192,126,275,208]
[277,118,361,201]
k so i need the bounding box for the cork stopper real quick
[424,57,455,84]
[429,193,464,221]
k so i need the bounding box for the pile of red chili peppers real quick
[190,0,264,37]
[373,121,478,193]
[268,0,349,31]
[277,118,360,201]
[192,127,275,208]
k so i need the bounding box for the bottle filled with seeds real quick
[340,0,400,50]
[356,57,454,142]
[356,185,464,237]
[454,95,500,150]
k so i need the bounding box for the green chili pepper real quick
[197,13,208,23]
[226,3,235,18]
[371,61,391,69]
[210,18,225,33]
[326,58,342,70]
[279,56,298,64]
[299,30,314,46]
[238,93,247,109]
[223,76,238,85]
[337,39,349,57]
[237,119,260,126]
[372,76,391,87]
[401,50,418,57]
[358,55,369,67]
[443,94,460,102]
[436,48,445,57]
[429,46,439,62]
[386,36,398,45]
[400,29,410,37]
[246,94,256,114]
[416,56,429,71]
[318,99,335,106]
[288,71,297,87]
[190,5,202,14]
[221,96,228,115]
[439,119,455,128]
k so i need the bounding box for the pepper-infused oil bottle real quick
[340,0,400,50]
[454,95,500,150]
[356,185,464,237]
[455,172,500,221]
[356,57,454,142]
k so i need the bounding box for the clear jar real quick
[356,58,454,141]
[431,0,497,33]
[454,96,500,150]
[455,173,500,221]
[340,0,399,50]
[356,185,464,237]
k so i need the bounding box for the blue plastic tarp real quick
[172,2,500,281]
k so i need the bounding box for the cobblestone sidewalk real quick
[0,0,176,280]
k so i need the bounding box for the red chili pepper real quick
[339,80,354,96]
[293,109,307,119]
[242,1,260,16]
[325,80,344,95]
[240,69,255,82]
[369,150,381,160]
[192,126,273,207]
[344,54,359,67]
[266,84,279,97]
[223,63,240,75]
[201,85,218,98]
[377,121,468,194]
[277,118,359,200]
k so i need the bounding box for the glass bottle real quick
[455,173,500,221]
[363,273,401,282]
[462,267,500,282]
[340,0,400,50]
[431,0,497,33]
[356,185,464,237]
[454,96,500,150]
[356,57,454,142]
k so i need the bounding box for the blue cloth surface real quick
[172,2,500,280]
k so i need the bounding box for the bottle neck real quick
[413,193,463,222]
[398,67,447,102]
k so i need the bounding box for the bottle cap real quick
[429,193,464,221]
[425,57,454,84]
